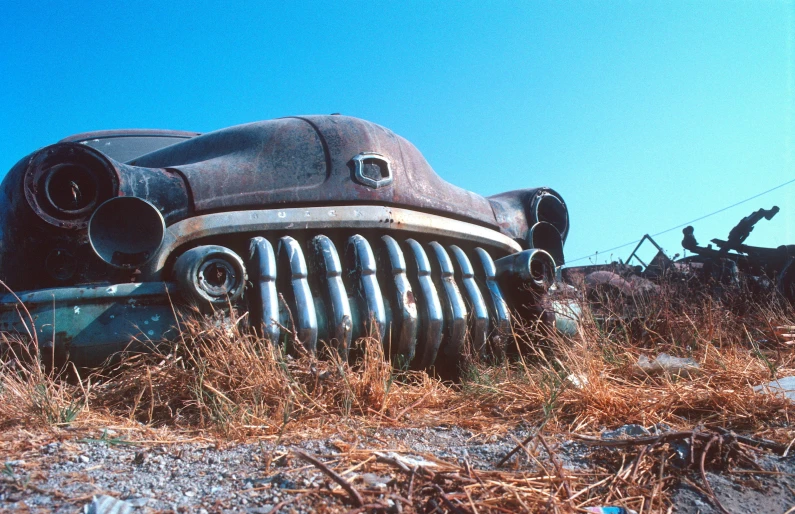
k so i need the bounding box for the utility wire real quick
[566,176,795,265]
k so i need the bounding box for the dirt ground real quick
[2,422,793,513]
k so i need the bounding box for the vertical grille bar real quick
[310,235,352,357]
[248,237,280,343]
[378,235,419,364]
[345,235,386,340]
[405,239,444,368]
[428,242,468,371]
[449,245,489,356]
[474,247,511,354]
[277,236,318,352]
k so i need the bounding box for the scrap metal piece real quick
[404,239,444,368]
[277,236,318,352]
[0,282,178,368]
[722,206,780,253]
[345,235,386,339]
[248,237,280,343]
[377,235,419,364]
[584,271,659,297]
[311,235,352,356]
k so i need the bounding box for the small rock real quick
[42,442,60,454]
[79,455,90,463]
[361,473,391,489]
[649,423,671,434]
[183,490,195,497]
[601,425,650,439]
[669,440,691,468]
[264,472,296,490]
[247,507,273,514]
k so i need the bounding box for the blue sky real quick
[2,1,793,265]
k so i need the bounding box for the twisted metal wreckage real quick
[0,115,573,369]
[563,206,795,303]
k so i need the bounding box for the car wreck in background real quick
[0,115,570,370]
[563,206,795,305]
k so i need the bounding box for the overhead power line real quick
[566,176,795,265]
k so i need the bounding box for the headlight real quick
[24,143,119,229]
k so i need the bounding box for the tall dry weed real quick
[85,311,447,437]
[455,277,795,435]
[0,277,793,440]
[0,331,87,428]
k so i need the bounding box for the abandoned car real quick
[0,115,569,368]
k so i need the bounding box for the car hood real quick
[130,115,499,228]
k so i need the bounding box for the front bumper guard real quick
[0,282,179,367]
[0,245,580,368]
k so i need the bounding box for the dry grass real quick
[0,332,86,429]
[1,281,794,511]
[89,315,448,437]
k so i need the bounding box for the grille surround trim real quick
[142,205,522,280]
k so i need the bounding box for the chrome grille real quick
[179,233,513,370]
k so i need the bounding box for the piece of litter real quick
[585,507,638,514]
[567,373,589,389]
[636,353,699,377]
[753,376,795,402]
[83,495,134,514]
[374,452,438,469]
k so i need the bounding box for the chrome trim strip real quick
[143,205,521,279]
[0,282,176,308]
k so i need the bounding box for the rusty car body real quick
[0,115,569,369]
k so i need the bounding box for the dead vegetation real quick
[1,281,794,512]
